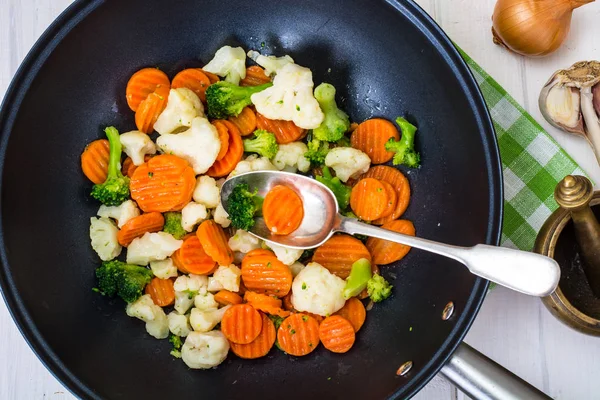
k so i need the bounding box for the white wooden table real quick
[2,1,600,399]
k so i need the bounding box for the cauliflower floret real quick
[181,202,208,232]
[149,258,178,280]
[269,243,303,266]
[290,261,305,277]
[119,130,157,165]
[247,50,294,76]
[167,311,192,337]
[272,142,311,173]
[174,274,209,314]
[207,265,241,292]
[202,46,246,85]
[291,262,346,316]
[194,292,219,311]
[228,229,261,253]
[89,217,121,261]
[190,306,231,333]
[156,117,220,175]
[228,154,277,178]
[193,176,220,208]
[213,203,231,228]
[251,63,324,130]
[181,330,230,369]
[324,147,371,183]
[154,88,204,135]
[126,232,183,266]
[126,294,169,339]
[97,200,140,228]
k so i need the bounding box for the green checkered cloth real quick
[459,49,588,251]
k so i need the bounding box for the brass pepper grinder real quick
[537,175,600,336]
[554,175,600,298]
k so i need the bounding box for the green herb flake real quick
[327,377,332,381]
[277,100,284,104]
[296,105,301,111]
[301,282,307,290]
[267,262,272,268]
[290,329,296,335]
[409,326,413,332]
[148,172,154,178]
[261,41,266,48]
[302,315,309,322]
[377,187,383,192]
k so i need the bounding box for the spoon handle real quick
[337,217,560,297]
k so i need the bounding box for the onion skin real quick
[492,0,595,57]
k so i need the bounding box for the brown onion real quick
[492,0,594,57]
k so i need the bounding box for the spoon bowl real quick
[221,171,339,249]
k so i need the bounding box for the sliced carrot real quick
[230,313,276,359]
[263,185,304,235]
[122,155,153,178]
[214,290,243,306]
[350,178,388,221]
[221,304,263,344]
[81,139,110,184]
[171,68,211,102]
[117,212,165,246]
[256,112,306,144]
[196,220,234,265]
[277,314,320,356]
[202,70,220,84]
[319,316,356,353]
[173,235,217,275]
[130,154,195,212]
[135,84,170,133]
[144,277,175,307]
[240,66,271,87]
[363,166,411,224]
[334,298,366,332]
[228,107,257,136]
[350,118,399,164]
[245,249,275,258]
[241,253,293,297]
[312,234,372,279]
[206,120,244,177]
[282,292,295,311]
[211,120,231,161]
[244,291,290,317]
[366,220,415,265]
[378,181,397,219]
[126,67,170,112]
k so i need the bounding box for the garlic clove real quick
[539,61,600,165]
[592,83,600,116]
[542,84,583,132]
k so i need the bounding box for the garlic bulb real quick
[539,61,600,164]
[492,0,594,57]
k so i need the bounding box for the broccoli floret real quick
[206,81,273,119]
[315,166,351,210]
[385,117,421,168]
[169,334,183,358]
[343,258,372,299]
[367,273,393,303]
[163,212,186,240]
[304,137,330,165]
[227,183,264,231]
[95,260,153,303]
[90,127,130,206]
[243,129,279,158]
[312,83,350,142]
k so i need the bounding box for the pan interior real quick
[0,0,501,399]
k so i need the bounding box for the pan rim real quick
[0,1,503,399]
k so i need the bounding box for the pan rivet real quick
[442,301,454,320]
[396,361,413,376]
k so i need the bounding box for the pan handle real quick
[440,343,552,400]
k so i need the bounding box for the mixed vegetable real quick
[81,44,421,369]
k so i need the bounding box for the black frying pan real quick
[0,0,507,398]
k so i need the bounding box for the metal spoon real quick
[221,171,561,297]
